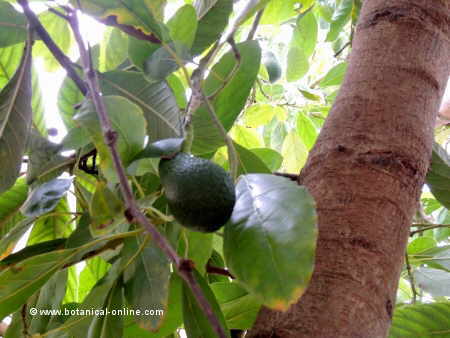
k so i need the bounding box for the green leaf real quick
[0,238,66,267]
[192,0,233,55]
[100,71,182,142]
[0,177,27,229]
[281,131,308,173]
[74,95,146,182]
[182,269,230,338]
[250,148,283,172]
[123,273,183,338]
[31,68,47,137]
[224,174,317,310]
[57,73,85,130]
[244,104,278,128]
[87,282,124,338]
[89,181,124,235]
[29,270,68,334]
[0,2,27,47]
[178,230,213,275]
[27,198,72,245]
[99,27,129,72]
[326,0,353,42]
[78,256,111,302]
[260,0,299,24]
[26,130,69,185]
[297,113,318,150]
[20,178,72,218]
[71,0,168,41]
[0,43,24,90]
[318,62,348,88]
[0,40,32,193]
[167,5,198,48]
[35,10,73,71]
[0,217,36,256]
[232,143,271,176]
[414,267,450,297]
[426,143,450,209]
[231,125,262,149]
[210,282,261,330]
[390,302,450,338]
[128,36,160,70]
[135,138,184,159]
[407,237,437,256]
[286,47,309,82]
[144,42,191,81]
[124,236,170,331]
[292,10,318,59]
[192,41,261,154]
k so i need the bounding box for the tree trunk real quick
[248,1,450,337]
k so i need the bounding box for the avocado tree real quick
[0,0,449,337]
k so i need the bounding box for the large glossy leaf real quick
[210,282,261,330]
[426,143,450,209]
[167,5,198,48]
[31,68,47,137]
[192,0,233,55]
[224,174,317,310]
[250,148,283,172]
[232,143,271,176]
[390,302,450,338]
[192,41,261,154]
[100,71,182,141]
[182,269,230,338]
[71,0,168,41]
[0,40,32,193]
[297,113,318,150]
[74,95,146,181]
[0,2,27,47]
[124,235,170,331]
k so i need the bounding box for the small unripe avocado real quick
[262,51,282,83]
[159,153,236,233]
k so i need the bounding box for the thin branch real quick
[18,0,87,95]
[404,253,418,304]
[334,41,351,58]
[66,10,227,338]
[206,263,235,279]
[274,172,299,181]
[247,9,264,41]
[410,224,450,236]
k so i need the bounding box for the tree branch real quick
[18,0,87,95]
[66,10,227,338]
[410,224,450,236]
[404,253,418,304]
[247,9,264,41]
[206,263,235,279]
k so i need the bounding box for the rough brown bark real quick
[248,1,450,337]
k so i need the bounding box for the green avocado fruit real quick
[159,152,236,233]
[263,51,282,83]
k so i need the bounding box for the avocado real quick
[262,51,282,83]
[159,152,236,233]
